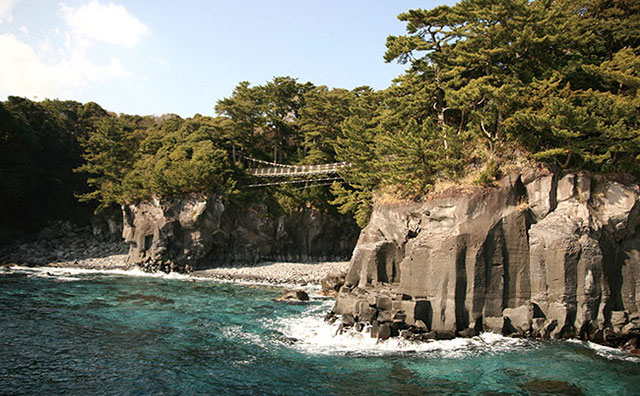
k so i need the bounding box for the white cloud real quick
[0,1,148,100]
[0,33,129,99]
[0,0,20,23]
[61,1,148,47]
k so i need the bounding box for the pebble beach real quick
[192,261,349,285]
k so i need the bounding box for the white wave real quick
[269,301,531,357]
[54,276,81,282]
[567,339,640,362]
[7,265,193,280]
[5,265,324,293]
[221,324,269,353]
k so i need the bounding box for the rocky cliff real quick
[330,170,640,347]
[122,196,359,272]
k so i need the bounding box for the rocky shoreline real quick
[2,211,637,359]
[0,221,128,268]
[122,197,359,273]
[1,252,348,287]
[0,220,349,285]
[0,225,348,286]
[329,170,640,354]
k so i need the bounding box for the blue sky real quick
[0,0,454,117]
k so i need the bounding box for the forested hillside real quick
[0,98,111,231]
[334,0,640,225]
[1,0,638,233]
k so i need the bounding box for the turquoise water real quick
[1,267,639,395]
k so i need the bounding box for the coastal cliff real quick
[121,196,359,272]
[330,170,640,346]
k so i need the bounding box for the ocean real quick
[1,267,639,395]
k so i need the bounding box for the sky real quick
[0,0,454,117]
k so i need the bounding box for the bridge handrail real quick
[248,162,350,177]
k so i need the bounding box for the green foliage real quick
[383,0,640,177]
[77,113,241,209]
[376,120,445,195]
[4,0,640,232]
[76,118,140,209]
[329,181,372,228]
[511,85,640,173]
[299,86,355,164]
[0,97,110,230]
[476,159,501,186]
[324,0,640,226]
[215,76,313,164]
[137,117,237,199]
[329,88,382,226]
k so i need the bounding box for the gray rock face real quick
[122,196,359,272]
[332,171,640,345]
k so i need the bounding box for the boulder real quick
[341,313,356,327]
[376,323,392,340]
[484,317,504,334]
[531,318,546,337]
[622,322,640,335]
[504,305,533,335]
[611,311,628,330]
[275,289,310,303]
[457,328,478,338]
[321,271,346,296]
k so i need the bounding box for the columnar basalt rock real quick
[330,171,640,346]
[122,195,359,272]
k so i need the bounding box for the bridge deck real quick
[249,162,349,177]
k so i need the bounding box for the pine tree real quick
[76,118,140,210]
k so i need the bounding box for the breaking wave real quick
[270,301,534,357]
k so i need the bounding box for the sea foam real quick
[271,300,533,357]
[567,339,640,362]
[5,265,323,291]
[5,265,192,280]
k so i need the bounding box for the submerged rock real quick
[330,170,640,347]
[275,290,310,303]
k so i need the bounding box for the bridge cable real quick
[246,176,343,188]
[237,153,296,169]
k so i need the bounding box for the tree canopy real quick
[2,0,638,231]
[329,0,640,225]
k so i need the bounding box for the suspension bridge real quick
[239,155,350,188]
